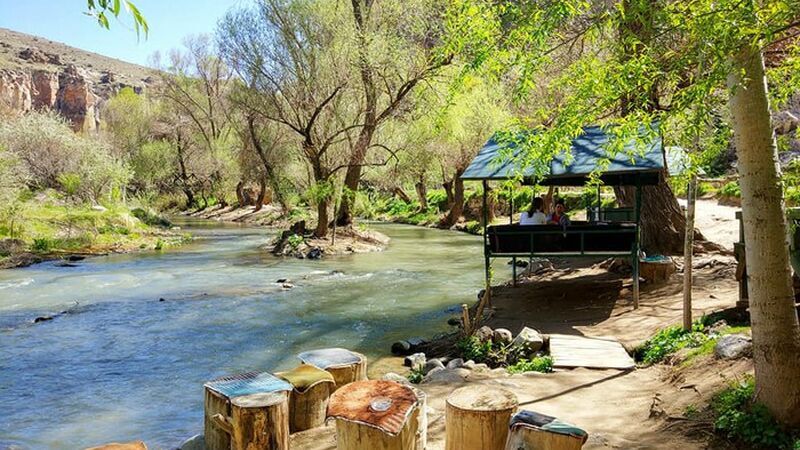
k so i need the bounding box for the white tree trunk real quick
[728,44,800,426]
[683,175,696,331]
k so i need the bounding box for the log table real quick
[505,410,588,450]
[204,371,293,450]
[445,385,518,450]
[276,364,335,432]
[327,379,425,450]
[297,348,367,390]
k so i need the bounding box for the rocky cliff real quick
[0,27,156,132]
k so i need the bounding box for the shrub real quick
[31,237,54,253]
[634,321,709,364]
[719,181,741,199]
[131,208,172,228]
[507,356,554,374]
[287,234,304,249]
[713,377,798,449]
[464,220,482,235]
[456,336,493,363]
[406,367,424,384]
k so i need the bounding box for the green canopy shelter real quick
[461,125,668,308]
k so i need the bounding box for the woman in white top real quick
[520,197,547,225]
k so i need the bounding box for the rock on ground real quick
[178,434,204,450]
[512,326,545,355]
[714,334,753,359]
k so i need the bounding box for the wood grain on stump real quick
[445,385,518,450]
[327,380,424,450]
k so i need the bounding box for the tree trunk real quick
[393,187,413,204]
[728,44,800,426]
[485,184,495,223]
[255,177,267,212]
[235,181,245,207]
[247,116,287,211]
[443,179,455,210]
[683,175,696,331]
[442,171,465,227]
[315,198,329,238]
[415,178,428,211]
[338,129,374,227]
[614,181,688,255]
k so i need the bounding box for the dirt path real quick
[680,198,740,251]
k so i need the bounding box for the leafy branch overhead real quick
[85,0,148,38]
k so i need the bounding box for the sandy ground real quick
[679,198,740,251]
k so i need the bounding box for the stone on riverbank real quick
[512,327,544,355]
[178,434,204,450]
[423,358,445,375]
[404,352,426,370]
[493,328,513,345]
[475,325,494,343]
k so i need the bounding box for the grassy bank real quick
[0,191,188,268]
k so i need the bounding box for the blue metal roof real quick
[461,125,666,185]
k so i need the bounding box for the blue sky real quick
[0,0,246,66]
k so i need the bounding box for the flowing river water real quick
[0,220,488,449]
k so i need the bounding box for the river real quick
[0,220,487,449]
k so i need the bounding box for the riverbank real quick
[0,198,187,270]
[184,204,391,256]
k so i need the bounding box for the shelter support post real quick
[483,181,491,290]
[510,183,517,286]
[633,182,642,308]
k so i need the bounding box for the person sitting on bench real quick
[547,198,571,226]
[520,197,547,225]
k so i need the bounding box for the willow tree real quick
[217,0,357,237]
[445,0,800,426]
[335,0,452,226]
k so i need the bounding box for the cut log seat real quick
[487,222,636,255]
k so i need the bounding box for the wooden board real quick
[549,334,635,370]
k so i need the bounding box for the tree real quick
[218,0,357,237]
[335,0,452,226]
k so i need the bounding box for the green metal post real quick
[596,185,602,221]
[510,183,517,286]
[483,181,491,289]
[633,180,642,308]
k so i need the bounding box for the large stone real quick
[178,434,204,450]
[475,325,494,343]
[422,367,471,384]
[31,70,58,110]
[446,358,465,369]
[404,352,426,370]
[512,327,544,354]
[493,328,513,345]
[391,340,412,355]
[381,372,413,386]
[714,334,753,359]
[0,70,32,112]
[422,358,445,375]
[56,65,99,132]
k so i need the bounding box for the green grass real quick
[507,356,554,374]
[0,191,186,255]
[406,367,425,384]
[634,320,709,365]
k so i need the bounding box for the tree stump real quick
[276,364,335,432]
[445,385,518,450]
[229,392,290,450]
[297,348,368,390]
[505,410,588,450]
[639,259,676,283]
[204,371,293,450]
[327,380,424,450]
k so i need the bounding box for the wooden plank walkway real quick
[549,334,635,370]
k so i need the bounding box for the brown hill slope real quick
[0,27,157,131]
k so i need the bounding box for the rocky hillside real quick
[0,27,157,132]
